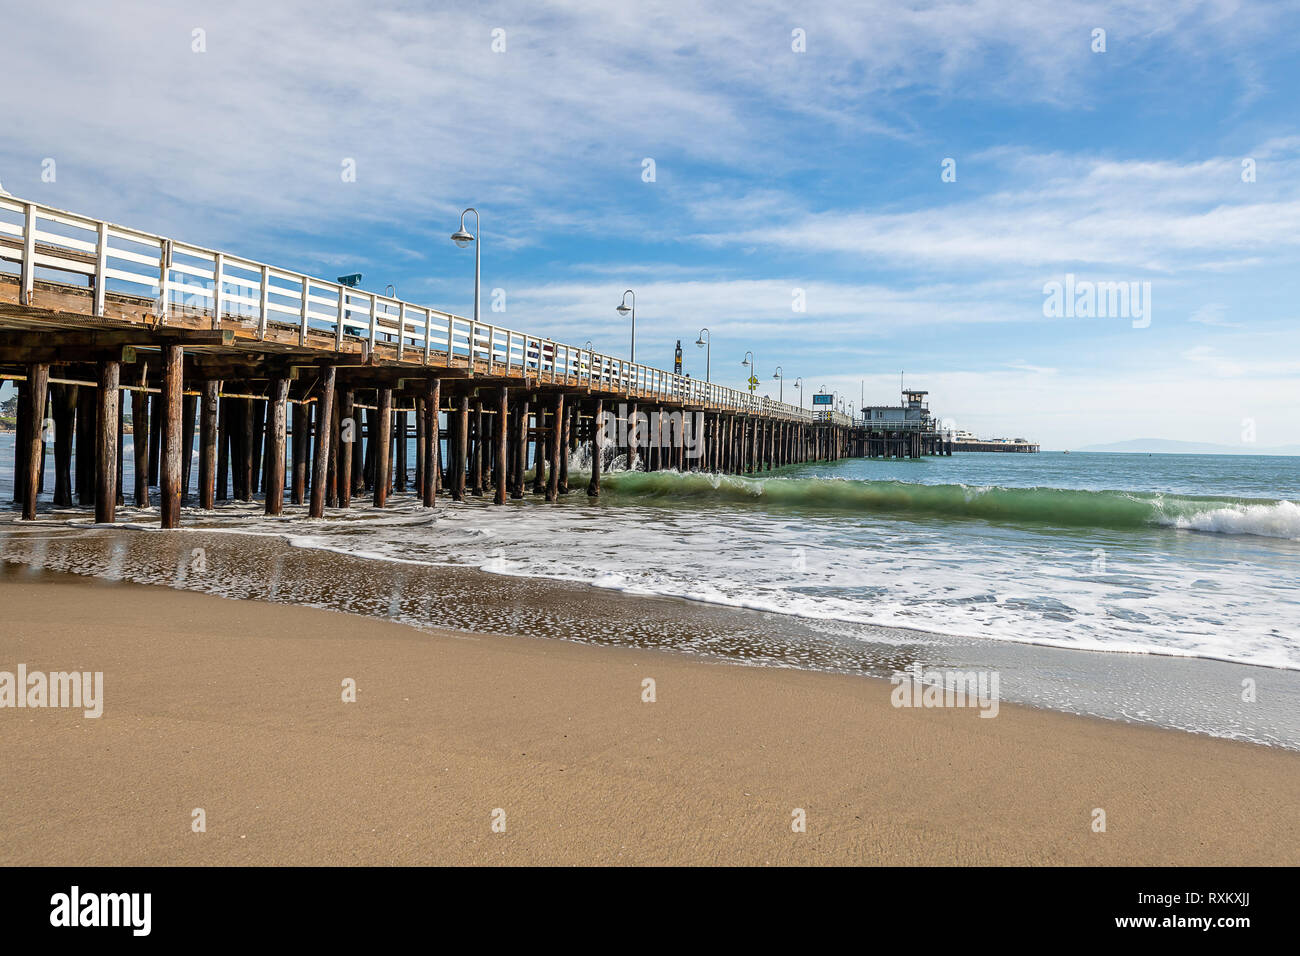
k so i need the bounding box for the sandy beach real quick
[2,568,1297,866]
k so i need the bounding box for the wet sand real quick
[2,568,1298,865]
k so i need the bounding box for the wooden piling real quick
[199,380,218,510]
[495,387,508,505]
[290,400,307,505]
[94,360,120,523]
[159,344,184,529]
[51,384,75,506]
[265,377,289,515]
[217,397,230,501]
[396,409,408,493]
[132,380,150,506]
[339,389,354,508]
[531,406,546,493]
[469,399,483,496]
[546,392,563,502]
[512,394,529,500]
[422,377,439,507]
[587,398,603,497]
[21,363,48,520]
[374,387,392,507]
[309,367,336,518]
[558,397,571,494]
[147,387,162,488]
[181,394,196,502]
[76,384,95,504]
[451,393,468,501]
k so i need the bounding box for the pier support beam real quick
[50,384,75,506]
[558,396,571,493]
[21,363,48,520]
[422,377,439,507]
[181,394,196,502]
[76,385,94,504]
[132,382,151,507]
[587,398,603,497]
[546,392,564,502]
[495,387,508,505]
[395,409,408,493]
[531,406,546,493]
[309,367,336,518]
[374,386,392,508]
[198,380,218,510]
[339,389,354,507]
[159,344,184,529]
[451,393,468,501]
[95,360,120,524]
[265,377,289,515]
[290,400,307,505]
[469,398,483,496]
[511,394,529,499]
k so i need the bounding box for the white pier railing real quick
[0,196,817,422]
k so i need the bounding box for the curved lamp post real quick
[742,350,757,399]
[695,328,711,382]
[616,290,635,363]
[793,377,804,411]
[450,208,481,326]
[773,366,784,404]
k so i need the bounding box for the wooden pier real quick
[0,197,856,525]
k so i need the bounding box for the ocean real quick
[3,434,1299,744]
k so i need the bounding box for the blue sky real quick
[3,1,1299,448]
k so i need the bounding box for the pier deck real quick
[1,196,854,525]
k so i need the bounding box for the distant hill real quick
[1072,438,1300,456]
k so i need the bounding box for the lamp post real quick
[695,328,711,381]
[450,208,481,326]
[742,351,757,399]
[793,377,803,410]
[773,366,784,403]
[616,290,635,363]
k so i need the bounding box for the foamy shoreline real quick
[3,519,1299,749]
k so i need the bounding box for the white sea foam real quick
[1159,499,1300,540]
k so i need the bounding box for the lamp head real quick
[616,303,631,315]
[450,229,475,247]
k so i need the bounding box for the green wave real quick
[597,469,1288,532]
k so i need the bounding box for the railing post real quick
[258,265,270,339]
[335,287,345,350]
[368,294,378,350]
[423,307,432,364]
[211,252,224,330]
[93,221,108,317]
[299,277,310,345]
[398,303,406,360]
[158,239,172,323]
[19,203,36,306]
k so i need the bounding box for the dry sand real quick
[1,571,1297,865]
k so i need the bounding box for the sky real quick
[2,0,1298,449]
